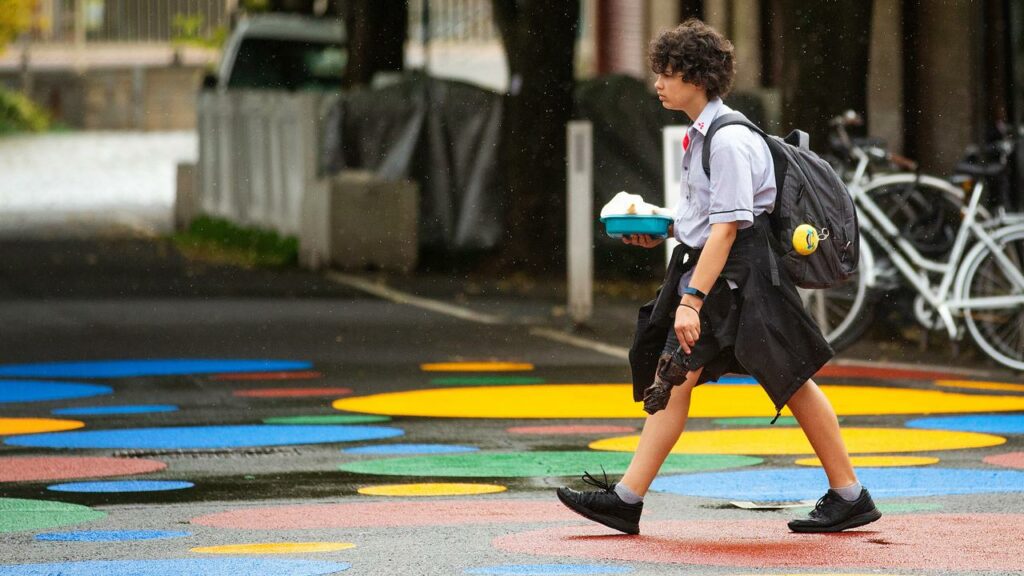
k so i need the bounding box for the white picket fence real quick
[195,90,331,266]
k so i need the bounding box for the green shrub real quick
[0,87,50,134]
[172,216,299,268]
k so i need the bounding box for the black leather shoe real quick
[556,470,642,535]
[788,488,882,533]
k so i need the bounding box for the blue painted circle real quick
[0,380,111,404]
[907,414,1024,434]
[35,530,190,542]
[650,467,1024,501]
[465,566,633,575]
[0,360,312,379]
[47,481,194,493]
[344,443,479,455]
[52,405,178,416]
[6,425,404,449]
[0,559,349,575]
[709,376,757,385]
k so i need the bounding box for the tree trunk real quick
[342,0,407,87]
[492,0,580,273]
[773,1,873,149]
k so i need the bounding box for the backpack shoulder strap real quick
[701,112,765,178]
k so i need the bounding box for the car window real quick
[228,38,347,90]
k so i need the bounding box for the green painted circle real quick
[263,415,392,425]
[0,498,106,533]
[428,376,546,386]
[715,416,799,427]
[338,451,762,478]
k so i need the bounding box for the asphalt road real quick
[1,236,1023,576]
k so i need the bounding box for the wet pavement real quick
[2,235,1024,575]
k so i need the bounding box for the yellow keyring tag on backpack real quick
[793,224,819,255]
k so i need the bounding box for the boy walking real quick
[556,19,881,535]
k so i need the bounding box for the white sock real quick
[614,482,644,504]
[833,481,863,502]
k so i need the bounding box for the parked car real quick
[210,13,347,91]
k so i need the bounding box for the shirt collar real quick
[689,98,724,137]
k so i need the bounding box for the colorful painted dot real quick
[0,456,166,482]
[332,383,1024,419]
[907,414,1024,434]
[983,452,1024,469]
[339,451,760,478]
[6,425,404,449]
[710,376,757,384]
[191,542,355,554]
[506,425,637,435]
[0,498,105,533]
[0,360,312,379]
[343,444,478,455]
[714,416,799,426]
[0,559,349,575]
[47,481,194,493]
[210,371,323,381]
[0,418,84,436]
[52,405,178,416]
[493,515,1024,571]
[431,376,546,386]
[35,530,190,542]
[233,387,353,398]
[420,362,534,372]
[936,379,1024,393]
[465,565,634,575]
[794,501,943,515]
[192,499,579,529]
[794,455,939,467]
[357,483,506,496]
[649,467,1024,501]
[814,364,955,381]
[0,380,111,404]
[589,427,1004,455]
[265,415,391,425]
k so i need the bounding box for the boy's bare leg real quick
[787,378,857,488]
[618,367,704,496]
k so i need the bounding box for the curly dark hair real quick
[649,19,736,100]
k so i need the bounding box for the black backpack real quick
[702,113,859,289]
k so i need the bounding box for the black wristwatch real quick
[682,286,707,300]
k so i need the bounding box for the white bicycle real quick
[804,120,1024,371]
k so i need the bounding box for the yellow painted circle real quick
[795,455,940,467]
[357,483,507,497]
[792,224,819,255]
[420,362,534,372]
[191,542,355,554]
[589,427,1004,455]
[937,380,1024,393]
[0,418,84,436]
[332,384,1024,419]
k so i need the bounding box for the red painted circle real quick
[494,515,1024,571]
[232,387,353,398]
[507,425,637,435]
[211,371,323,381]
[984,452,1024,470]
[815,364,952,381]
[192,499,577,529]
[0,456,166,482]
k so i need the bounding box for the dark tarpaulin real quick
[322,74,504,251]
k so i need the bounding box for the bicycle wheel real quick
[959,225,1024,371]
[799,237,877,351]
[862,174,989,260]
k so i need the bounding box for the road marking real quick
[528,327,629,359]
[326,272,505,325]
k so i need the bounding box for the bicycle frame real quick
[847,150,1024,339]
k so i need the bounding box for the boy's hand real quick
[622,234,664,248]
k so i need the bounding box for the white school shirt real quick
[675,98,777,295]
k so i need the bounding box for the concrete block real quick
[174,162,197,231]
[329,171,419,273]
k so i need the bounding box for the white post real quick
[567,121,593,325]
[662,125,688,267]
